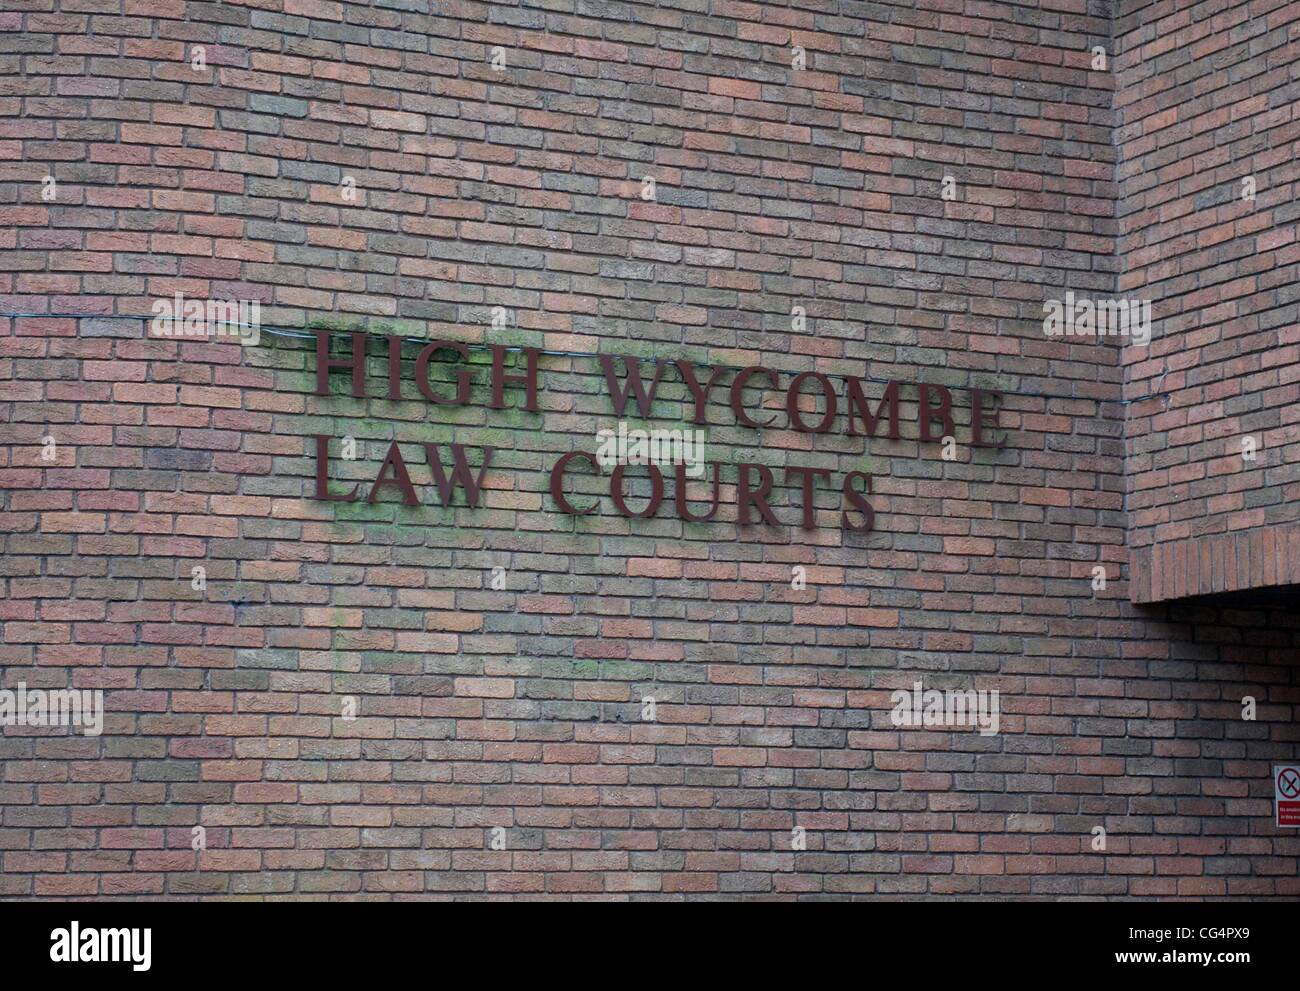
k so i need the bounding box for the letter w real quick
[598,355,668,417]
[423,444,494,507]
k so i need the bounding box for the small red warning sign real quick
[1275,765,1300,828]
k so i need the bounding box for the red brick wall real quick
[0,0,1297,899]
[1116,0,1300,601]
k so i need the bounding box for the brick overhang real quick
[1130,523,1300,604]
